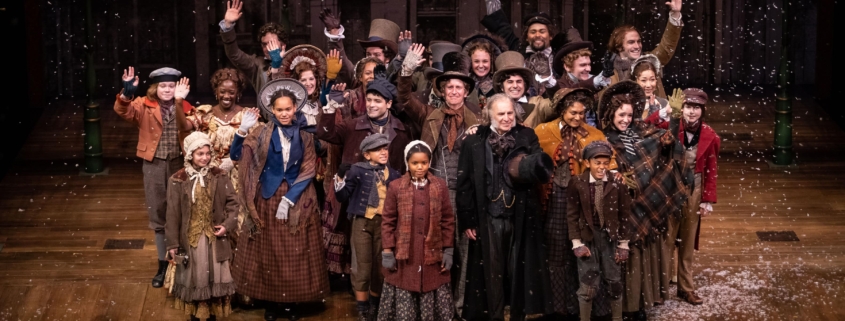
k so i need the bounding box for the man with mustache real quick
[481,0,558,94]
[457,94,554,321]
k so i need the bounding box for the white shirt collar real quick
[517,96,528,103]
[589,173,608,183]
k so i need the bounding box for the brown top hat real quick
[282,45,328,81]
[358,19,400,53]
[433,52,475,94]
[492,51,535,88]
[424,42,463,81]
[553,28,594,76]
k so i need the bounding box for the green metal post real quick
[772,1,794,165]
[83,0,104,173]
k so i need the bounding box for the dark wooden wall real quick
[38,0,820,101]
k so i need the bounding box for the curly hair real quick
[563,48,592,69]
[599,93,635,128]
[292,62,322,101]
[354,57,383,88]
[466,41,496,70]
[258,22,289,44]
[607,24,639,54]
[555,90,596,118]
[210,68,246,93]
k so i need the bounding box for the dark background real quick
[0,0,840,179]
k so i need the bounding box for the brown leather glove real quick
[319,8,342,30]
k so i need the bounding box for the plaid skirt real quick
[231,182,330,303]
[546,184,612,316]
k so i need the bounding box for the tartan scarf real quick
[605,121,693,242]
[441,105,465,152]
[395,173,445,265]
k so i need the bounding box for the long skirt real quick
[231,182,331,302]
[378,282,453,321]
[546,184,612,316]
[623,234,671,312]
[172,234,235,320]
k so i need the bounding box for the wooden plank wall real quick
[38,0,820,100]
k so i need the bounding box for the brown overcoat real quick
[566,171,633,243]
[165,167,239,261]
[397,75,482,149]
[608,19,683,99]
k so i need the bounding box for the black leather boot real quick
[151,260,168,288]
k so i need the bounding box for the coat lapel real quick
[146,98,163,125]
[696,125,716,161]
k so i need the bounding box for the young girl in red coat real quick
[647,88,720,305]
[379,141,456,321]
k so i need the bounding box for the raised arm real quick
[397,43,433,125]
[113,66,143,126]
[173,77,195,134]
[320,8,355,85]
[220,0,263,85]
[229,108,260,161]
[480,0,520,53]
[316,83,350,145]
[650,0,684,66]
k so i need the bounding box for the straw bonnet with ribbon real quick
[183,131,215,203]
[358,18,400,53]
[282,44,328,81]
[432,51,475,94]
[257,78,308,116]
[424,42,463,81]
[552,28,594,77]
[492,51,535,87]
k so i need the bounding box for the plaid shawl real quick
[604,121,693,242]
[395,174,445,265]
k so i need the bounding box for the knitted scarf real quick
[395,173,445,265]
[441,105,465,152]
[559,123,589,171]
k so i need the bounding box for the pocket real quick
[137,142,147,151]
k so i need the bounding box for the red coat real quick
[646,113,720,203]
[381,175,455,293]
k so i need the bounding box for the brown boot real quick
[677,290,703,305]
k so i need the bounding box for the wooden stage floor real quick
[1,90,844,321]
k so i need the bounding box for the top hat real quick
[357,19,400,53]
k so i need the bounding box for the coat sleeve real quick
[398,75,432,126]
[644,111,669,128]
[566,179,583,241]
[165,178,182,251]
[221,175,240,233]
[481,9,521,53]
[380,180,399,250]
[701,130,720,203]
[327,37,356,86]
[229,132,247,161]
[221,28,262,87]
[335,167,358,203]
[113,95,143,127]
[649,19,683,66]
[316,111,348,145]
[456,138,478,231]
[440,181,456,248]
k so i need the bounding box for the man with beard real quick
[457,94,554,321]
[481,0,558,95]
[606,0,684,98]
[490,51,554,128]
[319,9,401,86]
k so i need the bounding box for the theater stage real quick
[1,88,843,321]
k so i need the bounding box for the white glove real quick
[219,158,234,172]
[486,0,502,14]
[275,197,294,220]
[239,110,259,134]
